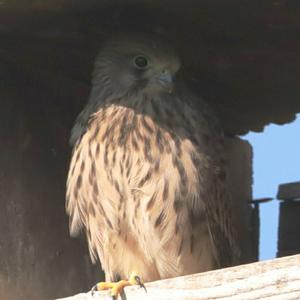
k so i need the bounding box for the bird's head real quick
[91,35,181,100]
[70,35,180,146]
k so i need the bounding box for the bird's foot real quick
[91,271,147,299]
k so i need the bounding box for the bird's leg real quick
[91,271,147,299]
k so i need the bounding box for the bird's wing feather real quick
[199,133,240,267]
[179,90,241,268]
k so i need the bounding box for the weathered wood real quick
[277,201,300,257]
[1,1,300,135]
[277,182,300,201]
[57,254,300,300]
[224,137,255,263]
[277,182,300,257]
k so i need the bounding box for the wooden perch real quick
[57,254,300,300]
[277,182,300,201]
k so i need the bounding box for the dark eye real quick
[134,56,148,69]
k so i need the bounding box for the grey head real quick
[70,34,181,146]
[92,35,180,97]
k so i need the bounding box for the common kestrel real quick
[66,34,240,297]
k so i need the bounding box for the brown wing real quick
[180,88,241,268]
[205,163,241,268]
[185,139,240,268]
[66,109,122,264]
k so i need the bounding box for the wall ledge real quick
[57,254,300,299]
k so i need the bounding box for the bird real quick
[66,34,240,297]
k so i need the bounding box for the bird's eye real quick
[134,56,148,69]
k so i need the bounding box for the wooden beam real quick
[277,182,300,201]
[57,254,300,300]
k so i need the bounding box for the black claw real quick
[140,283,147,293]
[91,284,98,296]
[134,276,147,293]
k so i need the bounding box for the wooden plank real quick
[224,137,255,263]
[57,254,300,300]
[277,182,300,200]
[277,201,300,257]
[2,1,300,136]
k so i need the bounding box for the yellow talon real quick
[91,271,147,299]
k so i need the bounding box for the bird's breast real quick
[88,103,205,199]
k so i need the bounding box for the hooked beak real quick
[150,70,174,93]
[156,70,174,93]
